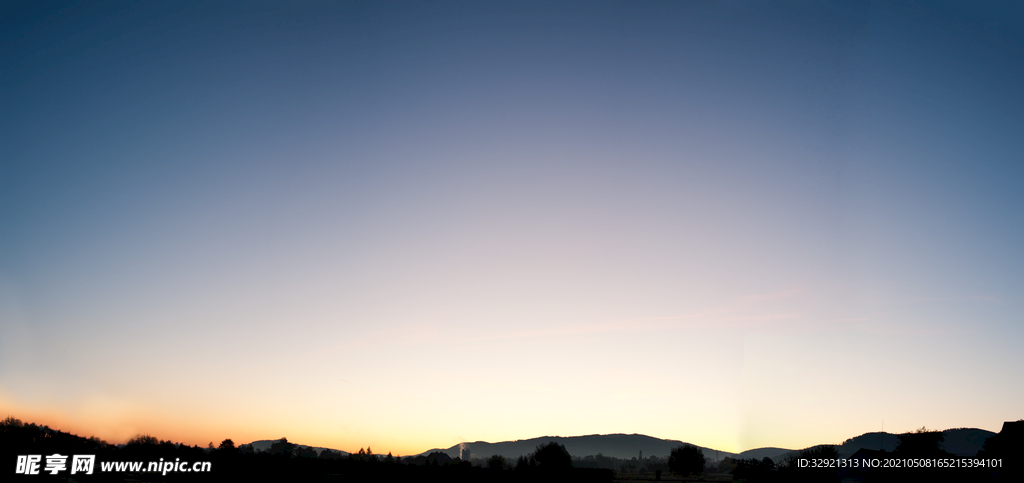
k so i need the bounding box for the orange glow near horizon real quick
[4,392,1012,458]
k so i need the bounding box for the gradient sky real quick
[2,1,1023,456]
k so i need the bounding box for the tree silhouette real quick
[532,441,572,471]
[515,454,531,470]
[487,454,507,470]
[668,444,705,476]
[800,445,839,460]
[732,456,775,481]
[894,427,946,456]
[269,437,295,457]
[127,434,159,446]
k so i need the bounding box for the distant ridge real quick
[940,428,999,456]
[416,434,738,461]
[830,428,995,458]
[413,427,997,461]
[732,447,793,461]
[246,439,349,456]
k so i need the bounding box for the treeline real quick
[2,417,612,482]
[467,450,668,474]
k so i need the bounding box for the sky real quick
[2,0,1023,456]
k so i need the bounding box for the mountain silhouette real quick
[235,427,996,463]
[941,427,999,456]
[411,427,997,461]
[834,428,994,457]
[731,447,794,460]
[417,434,734,461]
[768,427,996,462]
[246,438,349,456]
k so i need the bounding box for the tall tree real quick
[532,441,572,471]
[668,445,705,476]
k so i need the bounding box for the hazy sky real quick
[2,1,1023,455]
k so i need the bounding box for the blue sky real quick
[2,1,1022,454]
